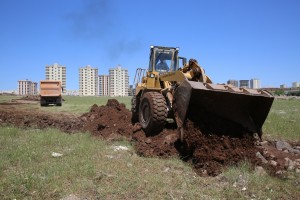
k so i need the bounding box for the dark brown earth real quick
[80,100,133,140]
[0,98,299,177]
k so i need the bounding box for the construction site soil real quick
[1,98,299,177]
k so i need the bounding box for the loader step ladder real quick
[133,68,147,87]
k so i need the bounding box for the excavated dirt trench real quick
[0,98,299,177]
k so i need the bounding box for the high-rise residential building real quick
[99,75,110,96]
[292,82,299,88]
[250,79,261,89]
[227,79,239,87]
[18,80,38,95]
[79,65,98,96]
[128,85,135,96]
[239,80,249,88]
[45,63,66,93]
[109,66,129,96]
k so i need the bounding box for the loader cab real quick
[149,46,179,74]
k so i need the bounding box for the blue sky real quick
[0,0,299,91]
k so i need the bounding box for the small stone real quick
[270,154,276,159]
[263,150,269,156]
[52,152,63,157]
[285,157,296,171]
[127,163,132,167]
[233,182,237,187]
[162,167,170,173]
[291,149,300,155]
[164,133,177,145]
[256,152,268,164]
[201,169,208,176]
[235,174,248,187]
[276,140,292,151]
[275,170,283,175]
[255,166,267,176]
[269,160,278,166]
[296,168,300,173]
[260,141,268,146]
[283,149,289,153]
[145,138,152,144]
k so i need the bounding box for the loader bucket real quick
[174,80,274,137]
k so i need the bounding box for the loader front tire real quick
[131,95,139,123]
[139,92,167,135]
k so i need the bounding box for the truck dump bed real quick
[40,80,62,106]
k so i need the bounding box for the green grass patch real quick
[222,161,300,199]
[263,98,300,141]
[1,126,299,199]
[0,126,220,199]
[0,95,18,103]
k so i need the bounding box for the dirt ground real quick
[0,98,299,177]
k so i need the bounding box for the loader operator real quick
[156,58,169,72]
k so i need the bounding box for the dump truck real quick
[131,46,274,141]
[40,80,63,106]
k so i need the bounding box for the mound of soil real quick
[133,126,180,158]
[182,120,261,176]
[19,95,40,101]
[0,109,81,133]
[132,119,263,176]
[80,99,133,140]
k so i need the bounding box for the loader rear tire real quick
[139,92,167,135]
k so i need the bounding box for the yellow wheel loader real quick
[131,46,274,140]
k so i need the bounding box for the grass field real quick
[1,126,299,199]
[263,98,300,141]
[0,95,299,199]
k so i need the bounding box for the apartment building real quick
[239,80,249,88]
[250,79,261,89]
[109,66,129,96]
[79,65,98,96]
[292,82,300,88]
[128,85,135,96]
[227,79,239,87]
[45,63,66,93]
[18,80,38,95]
[99,75,110,96]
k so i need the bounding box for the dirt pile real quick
[80,99,133,140]
[0,99,133,137]
[0,108,81,133]
[133,126,180,158]
[182,120,261,176]
[132,119,263,176]
[19,95,40,101]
